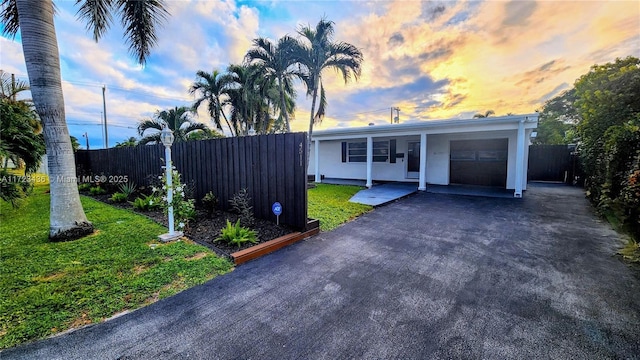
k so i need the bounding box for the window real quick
[347,141,389,162]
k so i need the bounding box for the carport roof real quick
[312,113,538,141]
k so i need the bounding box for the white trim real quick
[418,133,427,191]
[366,136,373,188]
[514,119,525,197]
[314,140,321,183]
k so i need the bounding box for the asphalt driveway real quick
[3,183,640,359]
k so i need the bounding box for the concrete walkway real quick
[3,184,639,359]
[349,182,417,206]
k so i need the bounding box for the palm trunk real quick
[16,0,93,241]
[278,74,290,132]
[218,101,235,137]
[307,75,320,176]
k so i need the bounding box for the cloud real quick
[502,1,537,27]
[1,0,638,142]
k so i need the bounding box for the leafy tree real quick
[190,70,235,136]
[574,57,640,199]
[186,128,224,140]
[533,90,580,145]
[115,137,138,147]
[0,98,45,173]
[137,106,208,145]
[473,110,495,118]
[292,19,363,167]
[244,36,301,132]
[70,136,80,152]
[1,0,168,240]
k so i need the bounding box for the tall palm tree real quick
[189,70,235,136]
[225,64,265,136]
[244,36,301,132]
[137,106,208,145]
[293,19,363,166]
[1,0,168,240]
[473,110,495,118]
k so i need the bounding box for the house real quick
[309,113,539,198]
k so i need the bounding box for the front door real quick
[407,141,420,178]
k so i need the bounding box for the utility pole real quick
[11,73,16,101]
[102,85,108,148]
[391,107,400,124]
[82,132,90,150]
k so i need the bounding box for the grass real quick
[0,180,233,350]
[308,184,372,232]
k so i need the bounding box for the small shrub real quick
[89,186,106,195]
[229,188,254,226]
[110,192,128,203]
[0,169,33,208]
[78,183,92,192]
[130,194,161,211]
[214,219,257,248]
[118,182,137,199]
[202,191,219,216]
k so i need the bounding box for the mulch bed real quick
[86,193,295,258]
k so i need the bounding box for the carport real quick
[309,114,538,198]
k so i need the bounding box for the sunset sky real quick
[1,0,639,148]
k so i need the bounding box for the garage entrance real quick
[450,139,508,187]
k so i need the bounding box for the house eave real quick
[311,113,539,141]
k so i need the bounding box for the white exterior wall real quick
[309,130,525,189]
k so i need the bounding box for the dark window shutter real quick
[390,139,397,163]
[341,142,347,162]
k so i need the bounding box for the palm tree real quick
[189,70,235,136]
[292,19,363,166]
[137,106,208,145]
[244,36,301,132]
[1,0,168,240]
[115,137,138,147]
[473,110,495,118]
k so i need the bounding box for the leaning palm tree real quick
[189,70,235,136]
[137,106,208,145]
[1,0,168,241]
[244,36,301,132]
[292,19,363,166]
[473,110,495,118]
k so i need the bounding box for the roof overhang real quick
[311,113,539,141]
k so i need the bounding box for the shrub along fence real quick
[75,133,309,230]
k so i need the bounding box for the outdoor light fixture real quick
[158,124,182,242]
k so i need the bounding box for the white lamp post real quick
[158,125,182,242]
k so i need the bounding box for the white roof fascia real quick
[311,114,538,141]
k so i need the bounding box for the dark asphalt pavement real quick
[3,183,640,359]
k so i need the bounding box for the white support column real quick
[418,133,427,191]
[366,136,373,188]
[514,119,525,198]
[314,139,321,183]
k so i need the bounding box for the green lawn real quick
[308,184,372,231]
[0,183,233,350]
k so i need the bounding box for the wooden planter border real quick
[231,221,320,265]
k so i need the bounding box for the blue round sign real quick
[272,202,282,216]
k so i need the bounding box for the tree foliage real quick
[0,99,45,174]
[137,106,208,145]
[534,89,579,145]
[573,56,640,242]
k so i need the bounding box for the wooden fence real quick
[75,133,309,230]
[528,144,579,183]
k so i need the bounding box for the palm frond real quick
[0,0,19,37]
[137,119,162,136]
[116,0,168,64]
[138,133,161,145]
[75,0,115,41]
